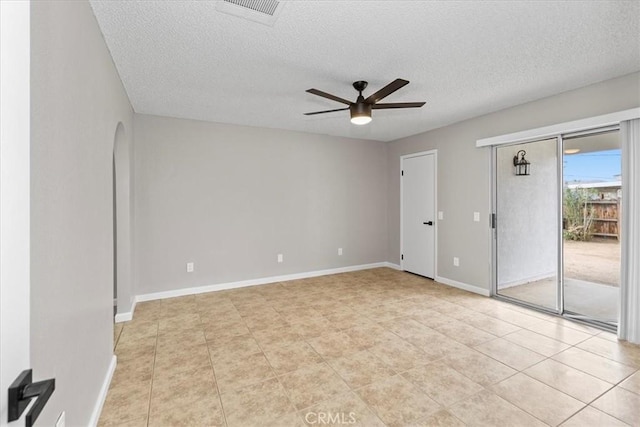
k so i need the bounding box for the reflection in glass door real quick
[562,130,620,327]
[495,138,560,312]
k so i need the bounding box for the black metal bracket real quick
[8,369,55,427]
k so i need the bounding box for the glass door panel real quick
[496,138,559,312]
[562,130,620,326]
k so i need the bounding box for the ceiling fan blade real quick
[365,79,410,104]
[372,102,426,109]
[304,107,350,116]
[306,89,352,105]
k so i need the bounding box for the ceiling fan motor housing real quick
[350,102,372,120]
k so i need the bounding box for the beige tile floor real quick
[101,268,640,427]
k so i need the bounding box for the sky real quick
[563,149,621,183]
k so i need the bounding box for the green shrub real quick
[563,187,597,241]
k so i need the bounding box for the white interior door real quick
[402,152,436,278]
[1,2,31,424]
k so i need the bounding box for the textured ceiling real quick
[90,1,640,142]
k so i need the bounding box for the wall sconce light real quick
[513,150,530,176]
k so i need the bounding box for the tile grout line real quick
[298,321,391,427]
[492,335,638,426]
[199,304,230,427]
[379,309,605,425]
[145,313,159,427]
[550,341,638,383]
[228,297,306,426]
[229,295,397,425]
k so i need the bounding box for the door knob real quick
[423,221,433,226]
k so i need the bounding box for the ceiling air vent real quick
[217,0,284,26]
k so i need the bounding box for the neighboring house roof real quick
[567,181,621,189]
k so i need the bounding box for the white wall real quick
[387,72,640,293]
[496,139,558,287]
[133,114,388,296]
[30,1,133,425]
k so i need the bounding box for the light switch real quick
[473,212,480,222]
[438,211,444,220]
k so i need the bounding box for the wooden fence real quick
[586,200,620,239]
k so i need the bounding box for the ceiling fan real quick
[304,79,425,125]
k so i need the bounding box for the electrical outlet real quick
[453,257,460,267]
[438,211,444,220]
[338,248,343,256]
[186,262,194,273]
[277,254,283,263]
[56,412,65,427]
[473,212,480,222]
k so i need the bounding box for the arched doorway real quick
[112,122,133,321]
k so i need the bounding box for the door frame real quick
[400,149,438,278]
[481,109,640,322]
[0,0,31,422]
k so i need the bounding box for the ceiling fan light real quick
[351,115,372,125]
[350,103,372,125]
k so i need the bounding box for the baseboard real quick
[435,275,491,297]
[497,271,555,289]
[136,262,393,303]
[114,299,136,323]
[114,312,132,323]
[383,262,402,270]
[89,354,117,427]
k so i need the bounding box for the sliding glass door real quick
[562,130,620,327]
[493,128,621,329]
[495,138,560,312]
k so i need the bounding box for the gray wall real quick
[496,139,558,287]
[133,114,388,296]
[30,1,133,425]
[387,72,640,292]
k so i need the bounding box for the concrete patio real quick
[498,239,620,324]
